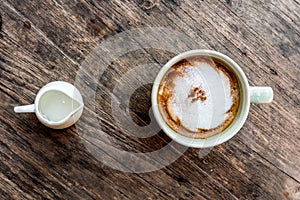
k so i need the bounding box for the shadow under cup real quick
[151,50,250,148]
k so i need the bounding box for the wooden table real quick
[1,0,299,199]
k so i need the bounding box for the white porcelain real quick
[14,81,84,129]
[152,49,273,148]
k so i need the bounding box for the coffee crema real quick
[157,56,240,139]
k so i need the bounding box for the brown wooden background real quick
[1,0,299,199]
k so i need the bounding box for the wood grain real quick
[1,0,299,199]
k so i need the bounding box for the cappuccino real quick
[157,56,240,138]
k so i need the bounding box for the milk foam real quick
[167,62,233,131]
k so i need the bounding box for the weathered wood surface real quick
[1,0,299,199]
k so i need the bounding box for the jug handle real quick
[14,104,35,113]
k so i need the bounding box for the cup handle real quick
[14,104,35,113]
[249,87,273,103]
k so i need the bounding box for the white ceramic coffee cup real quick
[151,50,273,148]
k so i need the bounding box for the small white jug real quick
[14,81,84,129]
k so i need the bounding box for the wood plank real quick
[0,1,241,197]
[1,0,299,199]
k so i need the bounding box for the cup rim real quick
[151,49,250,148]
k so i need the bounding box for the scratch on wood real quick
[20,20,31,44]
[269,68,278,76]
[139,0,158,10]
[86,18,105,36]
[0,12,2,38]
[226,0,233,6]
[23,20,31,30]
